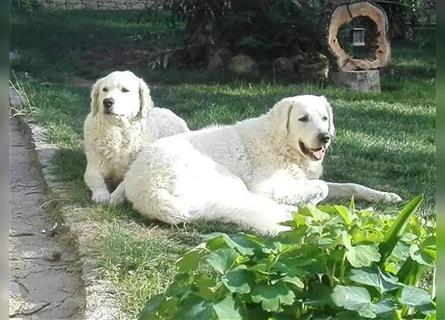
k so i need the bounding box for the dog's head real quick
[268,95,335,161]
[90,70,153,120]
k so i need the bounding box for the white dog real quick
[83,71,189,203]
[111,95,401,234]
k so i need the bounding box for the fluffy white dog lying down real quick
[111,95,401,234]
[83,70,189,203]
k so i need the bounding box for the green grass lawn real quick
[10,9,435,318]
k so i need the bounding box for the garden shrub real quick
[164,0,330,63]
[139,196,436,319]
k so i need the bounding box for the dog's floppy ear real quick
[138,78,153,119]
[90,78,101,116]
[267,98,294,137]
[322,96,335,136]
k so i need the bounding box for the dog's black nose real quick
[103,98,114,108]
[318,132,331,144]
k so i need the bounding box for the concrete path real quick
[9,118,85,319]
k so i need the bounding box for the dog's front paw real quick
[110,191,125,205]
[379,192,402,203]
[258,224,291,236]
[306,180,329,205]
[279,204,298,215]
[92,191,111,203]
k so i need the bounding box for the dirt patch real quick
[79,46,153,69]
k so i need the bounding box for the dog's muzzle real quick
[103,98,114,114]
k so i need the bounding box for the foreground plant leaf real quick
[140,199,435,319]
[194,274,218,300]
[346,244,381,268]
[409,243,435,267]
[176,245,207,273]
[175,296,214,319]
[221,268,253,294]
[379,195,423,265]
[370,300,397,318]
[400,286,435,314]
[334,205,355,226]
[213,296,243,320]
[397,256,421,287]
[349,267,402,294]
[202,232,257,255]
[206,248,238,274]
[330,285,375,318]
[251,282,295,312]
[138,294,165,320]
[305,282,334,307]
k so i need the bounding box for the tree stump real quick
[329,70,381,92]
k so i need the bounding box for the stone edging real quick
[34,0,163,10]
[10,87,125,320]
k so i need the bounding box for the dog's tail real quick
[192,192,293,235]
[133,186,291,235]
[133,188,189,225]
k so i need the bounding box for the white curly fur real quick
[83,71,189,203]
[112,95,401,234]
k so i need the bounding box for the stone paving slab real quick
[9,85,124,319]
[9,119,84,319]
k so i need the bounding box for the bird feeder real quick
[351,27,366,47]
[327,1,390,71]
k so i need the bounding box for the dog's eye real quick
[298,115,309,122]
[322,116,328,121]
[121,88,129,93]
[102,87,108,92]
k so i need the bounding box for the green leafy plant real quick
[164,0,329,62]
[11,0,41,12]
[139,196,435,319]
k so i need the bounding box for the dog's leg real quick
[84,164,110,203]
[252,177,329,206]
[325,182,402,203]
[110,182,126,205]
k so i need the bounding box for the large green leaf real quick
[409,243,435,267]
[174,296,214,320]
[213,296,243,320]
[334,205,355,226]
[396,256,421,286]
[301,204,330,221]
[194,275,218,300]
[346,244,381,268]
[251,282,295,312]
[176,245,208,273]
[281,275,304,289]
[202,232,258,255]
[391,241,411,261]
[333,311,363,320]
[165,273,193,300]
[379,195,423,265]
[206,248,239,275]
[138,294,165,320]
[349,267,402,293]
[306,283,334,307]
[400,286,435,314]
[221,268,253,294]
[331,286,375,318]
[371,300,397,318]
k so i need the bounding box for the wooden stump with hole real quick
[327,1,390,92]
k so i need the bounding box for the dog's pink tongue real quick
[312,148,325,160]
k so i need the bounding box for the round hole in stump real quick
[337,16,378,60]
